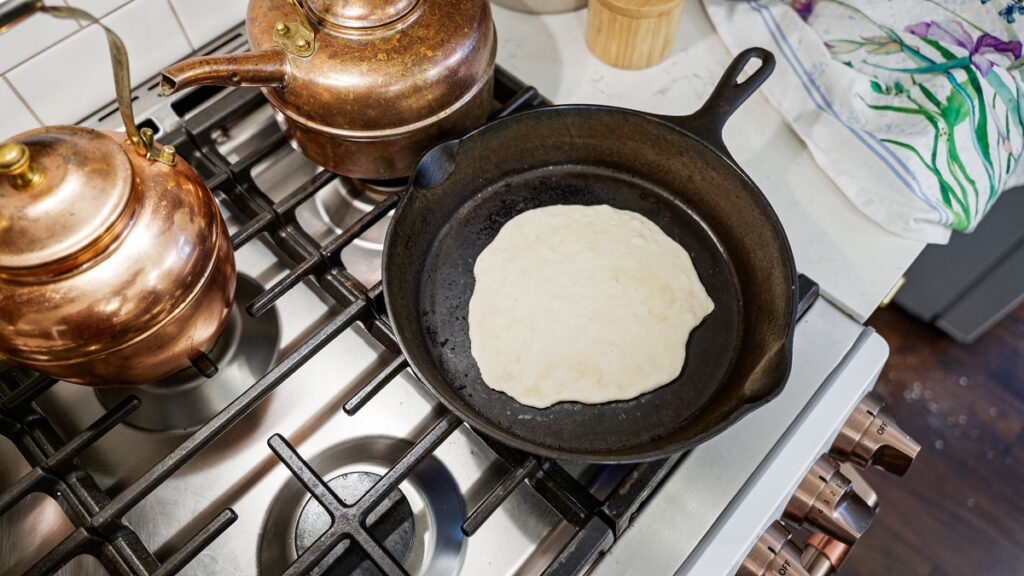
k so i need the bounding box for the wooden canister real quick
[585,0,687,69]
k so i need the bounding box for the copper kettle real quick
[0,4,235,387]
[160,0,496,180]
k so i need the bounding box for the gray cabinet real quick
[894,189,1024,343]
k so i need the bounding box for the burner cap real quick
[259,437,465,576]
[295,472,415,575]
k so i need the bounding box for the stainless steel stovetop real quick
[0,28,667,576]
[0,25,894,576]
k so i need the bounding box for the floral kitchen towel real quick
[703,0,1024,243]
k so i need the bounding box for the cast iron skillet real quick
[382,48,797,462]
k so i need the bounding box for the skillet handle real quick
[663,47,775,154]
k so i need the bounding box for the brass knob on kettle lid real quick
[0,142,29,172]
[0,142,45,190]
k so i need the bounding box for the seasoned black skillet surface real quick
[383,48,798,462]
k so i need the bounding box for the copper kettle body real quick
[160,0,497,180]
[0,2,236,387]
[0,129,236,387]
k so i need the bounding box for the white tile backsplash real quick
[65,0,134,19]
[0,80,40,140]
[169,0,247,47]
[103,0,193,82]
[1,0,239,129]
[0,11,79,74]
[7,0,194,125]
[6,25,108,125]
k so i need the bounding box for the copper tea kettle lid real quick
[0,129,134,272]
[0,3,178,274]
[306,0,418,28]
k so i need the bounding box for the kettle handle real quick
[1,2,173,164]
[0,0,42,34]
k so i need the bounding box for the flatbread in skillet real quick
[468,204,714,408]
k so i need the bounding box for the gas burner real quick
[314,176,403,249]
[295,472,415,576]
[95,274,279,431]
[259,437,465,576]
[305,176,403,287]
[353,177,409,196]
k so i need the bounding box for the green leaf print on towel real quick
[810,0,1024,231]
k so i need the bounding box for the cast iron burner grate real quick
[0,35,820,576]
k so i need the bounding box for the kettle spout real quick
[160,50,290,96]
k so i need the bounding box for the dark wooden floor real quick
[841,303,1024,576]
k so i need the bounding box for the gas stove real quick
[0,26,914,576]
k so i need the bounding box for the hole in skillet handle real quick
[660,47,775,157]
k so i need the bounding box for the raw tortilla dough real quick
[468,204,714,408]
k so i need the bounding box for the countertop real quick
[490,3,927,322]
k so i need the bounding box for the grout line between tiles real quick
[0,10,80,75]
[72,0,135,20]
[7,21,90,74]
[164,0,196,51]
[5,0,138,77]
[58,0,139,27]
[60,0,84,27]
[4,75,45,127]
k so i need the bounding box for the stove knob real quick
[830,393,920,476]
[801,533,850,576]
[799,465,879,576]
[736,521,810,576]
[783,455,875,545]
[840,463,879,510]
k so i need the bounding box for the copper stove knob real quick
[801,533,851,576]
[783,455,875,545]
[799,466,879,576]
[840,464,879,509]
[830,393,920,476]
[736,521,810,576]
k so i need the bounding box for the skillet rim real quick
[381,103,800,462]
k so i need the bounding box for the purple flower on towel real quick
[906,20,1022,76]
[789,0,813,21]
